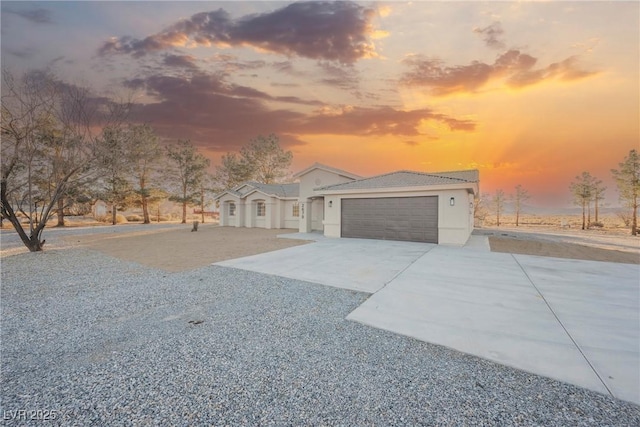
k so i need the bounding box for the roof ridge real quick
[316,168,479,191]
[430,169,479,183]
[293,162,361,179]
[391,169,479,183]
[340,169,471,183]
[415,171,468,183]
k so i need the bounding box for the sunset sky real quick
[2,1,638,207]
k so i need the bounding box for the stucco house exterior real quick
[216,163,479,245]
[216,182,300,229]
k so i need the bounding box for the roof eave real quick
[244,188,301,199]
[214,190,241,200]
[319,182,478,196]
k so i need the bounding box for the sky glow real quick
[2,1,638,207]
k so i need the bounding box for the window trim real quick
[257,201,266,217]
[292,202,300,217]
[229,202,236,217]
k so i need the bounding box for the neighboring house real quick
[216,163,479,245]
[93,200,108,217]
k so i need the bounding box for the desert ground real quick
[1,213,638,267]
[482,228,639,264]
[68,224,639,270]
[64,225,309,272]
[38,220,640,269]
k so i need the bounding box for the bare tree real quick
[492,189,506,227]
[473,194,488,227]
[592,177,606,224]
[1,70,56,251]
[615,209,633,228]
[166,140,210,223]
[513,184,530,227]
[611,149,640,235]
[1,69,129,251]
[570,172,595,230]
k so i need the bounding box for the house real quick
[216,163,479,245]
[216,182,300,229]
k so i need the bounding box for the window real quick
[229,202,236,216]
[257,201,266,217]
[292,202,300,217]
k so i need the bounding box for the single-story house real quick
[216,163,479,245]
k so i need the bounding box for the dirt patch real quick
[66,226,309,272]
[489,236,639,264]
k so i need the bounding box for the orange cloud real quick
[401,50,598,96]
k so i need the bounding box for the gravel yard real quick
[2,248,639,425]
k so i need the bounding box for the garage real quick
[341,196,438,243]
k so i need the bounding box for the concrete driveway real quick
[216,234,433,293]
[215,235,639,405]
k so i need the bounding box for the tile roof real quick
[318,169,479,192]
[245,182,300,198]
[293,162,361,180]
[216,182,299,199]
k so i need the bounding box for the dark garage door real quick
[341,196,438,243]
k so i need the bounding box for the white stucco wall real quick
[311,199,324,231]
[322,187,475,245]
[282,199,300,229]
[437,188,475,245]
[218,195,240,227]
[217,193,299,230]
[245,193,273,229]
[298,169,356,200]
[297,168,356,232]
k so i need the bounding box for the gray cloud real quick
[4,46,37,59]
[473,22,505,49]
[4,7,53,24]
[123,72,474,152]
[163,54,198,69]
[317,62,360,92]
[98,2,378,64]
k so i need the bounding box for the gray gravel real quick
[1,248,639,426]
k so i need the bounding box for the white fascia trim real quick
[319,183,478,196]
[215,191,241,201]
[243,188,298,200]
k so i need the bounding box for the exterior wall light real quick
[329,200,333,207]
[450,197,455,206]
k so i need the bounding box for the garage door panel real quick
[341,196,438,243]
